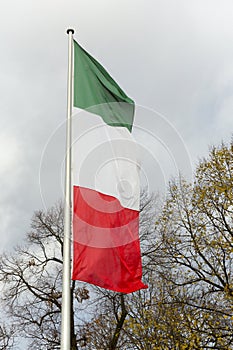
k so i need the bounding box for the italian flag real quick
[72,40,147,293]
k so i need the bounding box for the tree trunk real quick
[109,294,127,350]
[71,281,78,350]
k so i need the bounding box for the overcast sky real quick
[1,0,233,251]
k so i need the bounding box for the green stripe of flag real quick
[73,40,135,132]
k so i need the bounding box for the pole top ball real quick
[67,29,74,35]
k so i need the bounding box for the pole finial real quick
[67,28,74,35]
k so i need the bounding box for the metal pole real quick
[61,28,74,350]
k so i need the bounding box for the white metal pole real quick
[61,28,74,350]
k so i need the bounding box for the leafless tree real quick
[0,191,158,350]
[0,201,91,349]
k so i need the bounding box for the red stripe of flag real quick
[72,186,147,293]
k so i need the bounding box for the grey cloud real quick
[0,0,233,251]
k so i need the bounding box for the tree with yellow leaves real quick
[154,141,233,348]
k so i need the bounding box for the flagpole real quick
[61,28,74,350]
